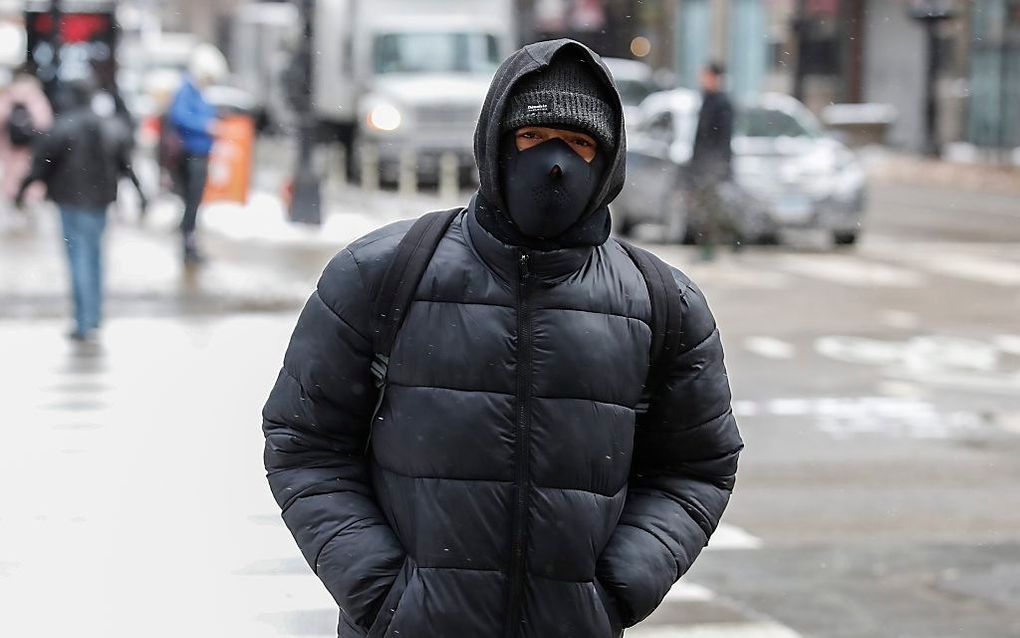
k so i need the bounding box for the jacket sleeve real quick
[597,275,743,627]
[169,83,213,137]
[262,248,405,629]
[717,100,734,164]
[18,127,63,196]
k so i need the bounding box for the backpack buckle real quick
[371,353,389,389]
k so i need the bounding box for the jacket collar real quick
[465,194,594,285]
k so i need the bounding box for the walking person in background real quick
[168,44,226,264]
[0,67,53,225]
[263,39,741,637]
[689,61,736,260]
[16,79,146,342]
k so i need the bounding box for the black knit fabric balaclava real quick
[478,52,618,250]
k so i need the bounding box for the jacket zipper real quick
[506,251,532,637]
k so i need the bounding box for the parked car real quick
[613,89,867,245]
[601,57,657,134]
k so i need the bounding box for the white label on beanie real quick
[526,104,550,113]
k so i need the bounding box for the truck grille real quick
[416,105,481,128]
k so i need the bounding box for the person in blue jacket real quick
[169,45,226,264]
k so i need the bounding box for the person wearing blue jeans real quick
[18,78,144,341]
[58,207,107,336]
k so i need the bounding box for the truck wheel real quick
[338,124,358,182]
[833,230,859,246]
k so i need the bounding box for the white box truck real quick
[232,0,516,181]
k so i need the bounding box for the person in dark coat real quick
[17,79,145,341]
[263,39,742,638]
[689,62,736,260]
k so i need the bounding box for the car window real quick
[737,107,817,138]
[640,110,674,143]
[615,79,653,107]
[373,32,501,74]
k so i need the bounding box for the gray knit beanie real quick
[501,53,618,152]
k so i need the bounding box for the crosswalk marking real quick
[657,244,1020,291]
[665,582,717,602]
[774,254,925,287]
[744,337,796,360]
[879,310,920,329]
[708,524,764,550]
[994,335,1020,356]
[891,254,1020,286]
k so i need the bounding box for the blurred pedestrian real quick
[16,79,147,342]
[168,44,226,264]
[263,40,741,638]
[0,68,53,217]
[689,61,736,260]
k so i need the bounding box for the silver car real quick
[614,89,867,245]
[601,57,657,136]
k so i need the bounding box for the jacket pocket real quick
[595,578,624,637]
[367,556,416,638]
[338,610,367,637]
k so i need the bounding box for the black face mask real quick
[499,137,606,240]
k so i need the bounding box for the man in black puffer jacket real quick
[263,39,742,638]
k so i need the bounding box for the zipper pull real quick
[519,252,530,279]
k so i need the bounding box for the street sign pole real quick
[909,0,957,158]
[43,0,63,108]
[290,0,322,225]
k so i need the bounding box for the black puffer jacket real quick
[263,39,742,638]
[23,106,134,208]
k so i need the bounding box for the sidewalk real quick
[0,183,449,321]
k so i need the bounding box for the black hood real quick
[473,39,627,249]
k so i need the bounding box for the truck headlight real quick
[367,104,402,131]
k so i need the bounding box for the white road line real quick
[708,524,764,550]
[910,255,1020,286]
[730,396,984,439]
[775,254,924,287]
[744,336,796,360]
[879,310,920,330]
[994,335,1020,356]
[628,622,804,638]
[665,581,717,602]
[688,267,793,290]
[997,411,1020,435]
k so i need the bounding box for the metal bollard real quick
[398,149,418,197]
[360,144,379,192]
[439,152,459,204]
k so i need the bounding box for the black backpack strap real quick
[617,240,684,414]
[371,207,462,387]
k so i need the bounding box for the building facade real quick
[665,0,1014,156]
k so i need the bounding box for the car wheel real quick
[833,230,859,246]
[663,182,689,244]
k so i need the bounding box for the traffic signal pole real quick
[290,0,322,225]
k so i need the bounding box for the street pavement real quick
[1,165,1019,637]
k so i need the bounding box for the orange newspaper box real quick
[203,114,255,205]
